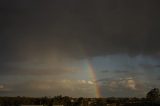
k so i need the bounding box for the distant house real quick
[52,105,64,106]
[107,103,117,106]
[21,105,64,106]
[21,105,43,106]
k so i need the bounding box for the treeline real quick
[0,96,159,106]
[0,88,160,106]
[0,96,86,106]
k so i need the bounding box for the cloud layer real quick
[0,0,160,97]
[0,0,160,61]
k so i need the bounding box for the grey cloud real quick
[99,77,154,97]
[114,70,129,73]
[0,79,96,97]
[101,70,110,73]
[97,71,160,97]
[99,69,143,80]
[140,64,160,69]
[101,69,139,74]
[97,77,134,82]
[0,84,12,95]
[113,70,143,77]
[157,76,160,81]
[96,78,111,82]
[0,61,78,76]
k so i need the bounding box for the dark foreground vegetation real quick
[0,88,159,106]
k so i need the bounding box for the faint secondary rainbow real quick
[84,59,102,98]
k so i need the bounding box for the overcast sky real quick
[0,0,160,97]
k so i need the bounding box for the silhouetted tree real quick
[147,88,160,100]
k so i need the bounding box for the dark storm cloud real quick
[1,0,160,97]
[0,0,160,61]
[0,0,160,76]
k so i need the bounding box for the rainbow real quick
[84,59,101,98]
[78,46,102,98]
